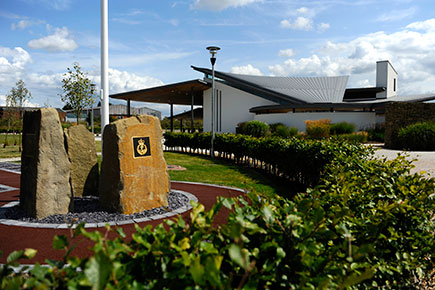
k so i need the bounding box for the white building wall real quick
[255,112,377,131]
[203,82,276,133]
[376,60,398,99]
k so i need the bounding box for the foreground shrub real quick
[305,119,330,139]
[330,121,356,135]
[241,120,269,137]
[307,154,435,288]
[2,149,434,288]
[398,121,435,151]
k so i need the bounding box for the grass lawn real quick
[97,152,293,196]
[0,134,22,158]
[164,152,294,197]
[0,135,102,158]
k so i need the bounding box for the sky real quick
[1,0,435,117]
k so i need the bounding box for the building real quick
[64,104,162,123]
[111,61,435,133]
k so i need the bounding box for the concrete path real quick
[373,146,435,177]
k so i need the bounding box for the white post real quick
[101,0,109,133]
[211,63,215,157]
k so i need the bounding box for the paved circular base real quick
[0,190,198,229]
[0,171,244,264]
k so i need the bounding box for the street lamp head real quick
[206,46,220,57]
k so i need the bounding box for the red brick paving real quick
[0,170,243,264]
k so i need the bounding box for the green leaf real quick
[24,248,37,259]
[189,256,205,285]
[276,247,286,259]
[342,268,375,287]
[222,198,235,209]
[6,250,24,264]
[84,252,112,290]
[229,244,248,269]
[53,235,68,250]
[262,205,274,223]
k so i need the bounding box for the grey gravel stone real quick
[3,190,190,224]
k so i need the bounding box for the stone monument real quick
[99,115,169,214]
[64,125,99,197]
[20,108,72,219]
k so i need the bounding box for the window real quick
[393,78,396,92]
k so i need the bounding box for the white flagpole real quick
[101,0,109,135]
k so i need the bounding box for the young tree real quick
[60,63,96,124]
[5,80,32,151]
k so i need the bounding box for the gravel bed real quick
[4,191,189,224]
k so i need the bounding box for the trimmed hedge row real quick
[164,132,371,187]
[397,121,435,151]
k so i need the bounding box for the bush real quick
[269,123,299,138]
[365,123,385,142]
[330,121,356,135]
[165,132,371,187]
[2,148,434,288]
[240,120,269,137]
[336,131,368,143]
[235,121,247,134]
[305,119,330,139]
[397,121,435,151]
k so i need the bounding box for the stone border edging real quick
[0,190,198,229]
[172,180,247,193]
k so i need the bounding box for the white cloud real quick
[0,46,32,84]
[406,18,435,31]
[0,95,6,106]
[279,48,294,58]
[38,0,72,10]
[376,7,416,22]
[11,20,32,30]
[231,64,263,76]
[280,16,313,31]
[318,22,330,32]
[27,27,77,52]
[269,18,435,94]
[296,7,309,14]
[107,69,164,94]
[191,0,261,11]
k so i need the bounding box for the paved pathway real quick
[0,169,244,264]
[373,146,435,176]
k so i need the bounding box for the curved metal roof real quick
[192,66,349,104]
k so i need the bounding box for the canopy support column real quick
[191,87,194,133]
[170,103,174,132]
[127,99,131,117]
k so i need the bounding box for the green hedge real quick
[2,144,434,288]
[397,121,435,151]
[164,132,371,187]
[330,121,356,135]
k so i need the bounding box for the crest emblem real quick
[132,137,151,158]
[136,139,148,156]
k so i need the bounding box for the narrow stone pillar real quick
[64,124,99,197]
[20,108,72,219]
[99,115,169,214]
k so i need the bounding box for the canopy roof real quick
[110,79,210,105]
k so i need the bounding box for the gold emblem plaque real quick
[132,137,151,158]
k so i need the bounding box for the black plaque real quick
[132,137,151,158]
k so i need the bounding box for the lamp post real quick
[206,46,220,158]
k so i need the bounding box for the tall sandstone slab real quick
[65,125,99,197]
[99,115,169,214]
[20,108,72,219]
